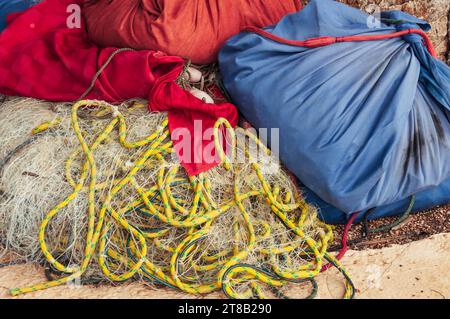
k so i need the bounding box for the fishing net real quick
[0,96,354,299]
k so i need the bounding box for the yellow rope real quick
[10,100,354,299]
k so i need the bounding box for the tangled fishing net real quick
[0,96,354,299]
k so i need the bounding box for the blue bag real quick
[0,0,36,31]
[219,0,450,224]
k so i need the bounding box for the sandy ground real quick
[0,233,448,299]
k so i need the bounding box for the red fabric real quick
[0,0,238,175]
[83,0,302,64]
[150,80,239,175]
[245,26,437,57]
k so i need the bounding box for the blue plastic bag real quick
[0,0,36,31]
[219,0,450,224]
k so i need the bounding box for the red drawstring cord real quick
[321,211,359,272]
[245,26,437,58]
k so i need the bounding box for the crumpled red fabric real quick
[0,0,238,175]
[150,79,239,175]
[83,0,302,64]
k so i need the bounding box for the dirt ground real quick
[1,232,448,299]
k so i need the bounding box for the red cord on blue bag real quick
[245,27,437,58]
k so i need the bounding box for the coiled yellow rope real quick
[10,100,355,299]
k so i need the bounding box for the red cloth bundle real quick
[0,0,238,175]
[83,0,302,64]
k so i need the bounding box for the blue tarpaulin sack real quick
[0,0,36,31]
[219,0,450,224]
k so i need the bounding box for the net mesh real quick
[0,96,353,298]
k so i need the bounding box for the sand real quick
[1,233,448,299]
